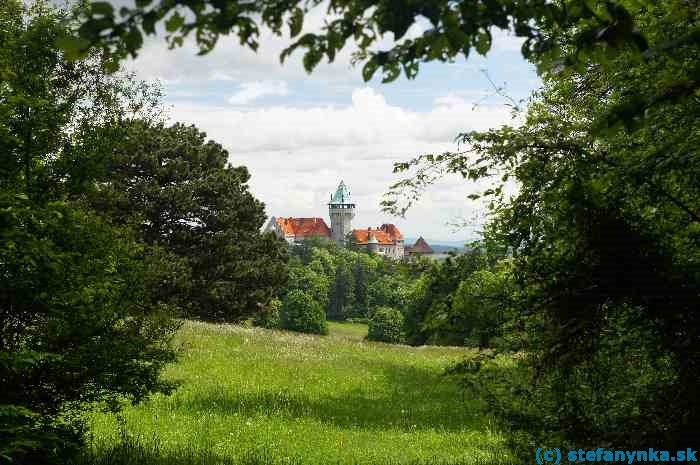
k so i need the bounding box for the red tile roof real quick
[379,224,403,241]
[407,236,433,254]
[276,217,331,239]
[352,224,403,246]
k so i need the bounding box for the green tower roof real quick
[329,181,352,205]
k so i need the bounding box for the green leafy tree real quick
[403,252,489,345]
[350,253,379,318]
[0,2,177,462]
[280,290,328,335]
[385,0,699,451]
[452,262,515,348]
[90,120,289,322]
[253,297,282,329]
[327,257,355,320]
[286,256,330,309]
[368,274,411,311]
[367,307,405,344]
[0,200,178,463]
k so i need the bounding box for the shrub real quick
[280,290,328,335]
[253,298,282,329]
[367,307,404,344]
[0,201,178,464]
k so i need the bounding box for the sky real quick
[120,3,541,243]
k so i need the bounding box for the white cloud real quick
[228,80,289,105]
[433,93,469,107]
[210,71,238,81]
[170,87,513,152]
[124,3,357,84]
[166,87,518,241]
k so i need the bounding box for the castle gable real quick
[407,236,433,254]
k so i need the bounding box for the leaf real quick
[362,57,379,82]
[382,63,400,83]
[124,27,144,54]
[142,11,157,35]
[103,58,120,73]
[165,12,185,33]
[90,1,114,17]
[289,8,304,38]
[474,30,491,55]
[302,49,322,72]
[55,36,91,61]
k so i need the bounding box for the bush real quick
[367,307,404,344]
[0,201,178,464]
[253,298,282,329]
[280,290,328,335]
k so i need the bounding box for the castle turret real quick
[328,180,355,243]
[367,229,379,254]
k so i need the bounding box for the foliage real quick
[403,250,493,346]
[286,257,330,310]
[90,120,289,322]
[284,241,418,324]
[280,290,328,335]
[367,307,405,344]
[68,0,665,103]
[0,199,179,463]
[327,255,355,321]
[367,274,411,311]
[253,298,282,330]
[0,5,180,457]
[386,0,699,453]
[451,261,515,348]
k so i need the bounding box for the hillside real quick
[81,321,515,465]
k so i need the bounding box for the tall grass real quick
[78,321,515,465]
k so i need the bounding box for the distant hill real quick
[404,238,473,254]
[430,244,464,253]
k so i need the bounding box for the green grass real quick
[81,321,514,465]
[326,321,368,341]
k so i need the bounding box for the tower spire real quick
[329,180,356,244]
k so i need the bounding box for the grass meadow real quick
[78,321,514,465]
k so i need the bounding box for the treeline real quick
[263,238,518,352]
[0,2,286,463]
[254,238,418,339]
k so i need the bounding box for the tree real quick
[452,262,514,348]
[0,200,178,463]
[327,257,355,320]
[280,290,328,335]
[385,0,699,451]
[253,297,282,329]
[368,274,411,311]
[367,307,404,344]
[90,120,289,322]
[350,253,379,318]
[403,252,489,345]
[286,256,330,310]
[0,2,177,461]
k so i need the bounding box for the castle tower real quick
[367,229,379,254]
[328,180,355,244]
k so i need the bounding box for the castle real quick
[264,181,405,258]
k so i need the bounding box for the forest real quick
[1,0,698,463]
